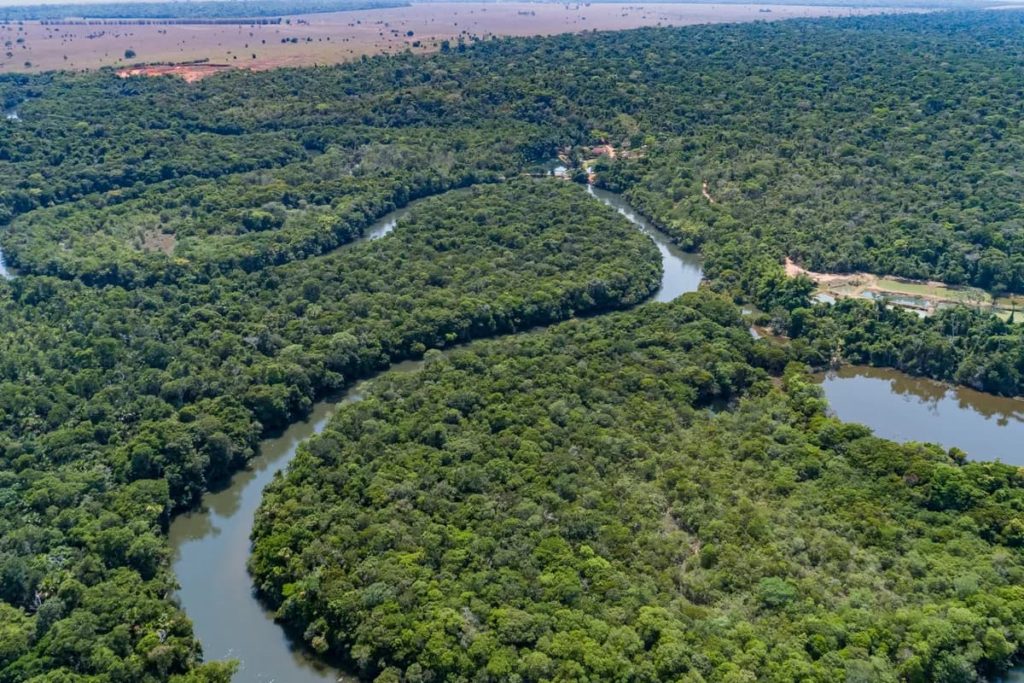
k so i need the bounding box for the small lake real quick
[169,183,704,681]
[818,366,1024,680]
[817,366,1024,464]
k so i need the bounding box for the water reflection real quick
[168,182,705,681]
[817,366,1024,463]
[168,195,433,682]
[586,185,703,302]
[821,368,1024,679]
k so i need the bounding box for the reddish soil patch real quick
[786,257,868,286]
[117,63,232,82]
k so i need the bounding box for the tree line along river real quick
[166,184,702,681]
[7,180,1005,681]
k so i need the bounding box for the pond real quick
[817,365,1024,465]
[817,365,1024,679]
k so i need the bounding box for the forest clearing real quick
[115,61,231,81]
[786,257,1022,319]
[1,2,914,73]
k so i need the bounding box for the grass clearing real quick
[0,2,918,74]
[875,278,991,304]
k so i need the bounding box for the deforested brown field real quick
[0,2,916,74]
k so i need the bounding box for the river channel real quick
[167,184,704,681]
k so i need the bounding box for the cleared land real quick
[0,2,916,73]
[785,257,1022,319]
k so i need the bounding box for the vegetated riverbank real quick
[169,181,696,681]
[816,365,1024,464]
[249,296,1024,681]
[816,365,1024,682]
[7,12,1024,682]
[0,178,665,682]
[167,196,447,683]
[1,166,504,288]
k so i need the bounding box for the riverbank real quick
[168,182,702,681]
[817,365,1024,464]
[817,365,1024,681]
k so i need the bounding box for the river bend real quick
[168,184,703,681]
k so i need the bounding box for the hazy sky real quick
[0,0,231,6]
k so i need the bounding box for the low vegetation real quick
[0,0,405,22]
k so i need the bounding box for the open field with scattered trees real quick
[0,2,914,73]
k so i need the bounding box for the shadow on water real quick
[169,183,704,681]
[169,365,427,682]
[816,365,1024,464]
[168,194,441,682]
[819,372,1024,680]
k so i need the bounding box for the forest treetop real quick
[1,9,1024,682]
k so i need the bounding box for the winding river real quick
[586,185,703,301]
[168,184,703,681]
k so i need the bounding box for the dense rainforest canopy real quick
[5,11,1024,293]
[1,9,1024,683]
[0,181,659,681]
[252,294,1024,682]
